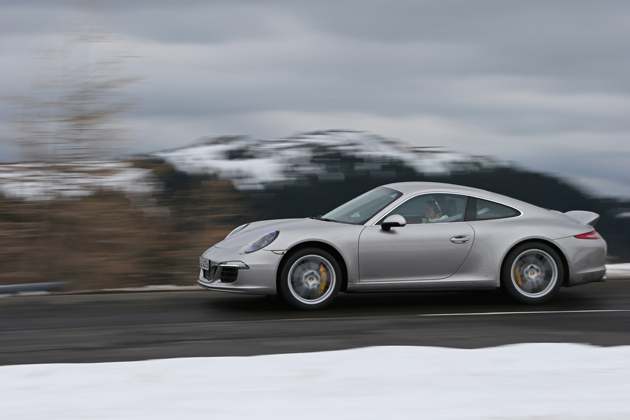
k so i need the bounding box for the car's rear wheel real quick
[279,248,341,310]
[501,242,564,304]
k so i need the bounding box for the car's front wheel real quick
[279,248,341,310]
[501,242,564,304]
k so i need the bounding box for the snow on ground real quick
[3,344,630,420]
[606,263,630,279]
[0,161,156,201]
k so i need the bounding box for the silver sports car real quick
[198,182,607,310]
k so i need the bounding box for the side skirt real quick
[346,279,499,293]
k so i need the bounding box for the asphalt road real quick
[2,279,630,366]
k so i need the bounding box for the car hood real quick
[212,218,344,250]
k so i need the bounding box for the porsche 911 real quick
[198,182,607,310]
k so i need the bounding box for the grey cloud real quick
[1,0,629,196]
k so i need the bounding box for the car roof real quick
[382,181,493,196]
[381,181,535,211]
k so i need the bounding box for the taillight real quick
[574,231,601,240]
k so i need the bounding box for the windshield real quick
[321,187,402,225]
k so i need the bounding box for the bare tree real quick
[1,4,143,286]
[12,4,140,162]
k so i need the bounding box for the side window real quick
[383,194,468,224]
[467,197,520,221]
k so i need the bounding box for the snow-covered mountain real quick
[0,131,504,200]
[154,130,505,190]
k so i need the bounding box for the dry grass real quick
[0,176,252,290]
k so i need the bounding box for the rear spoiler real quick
[564,210,600,227]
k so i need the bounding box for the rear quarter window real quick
[466,197,521,221]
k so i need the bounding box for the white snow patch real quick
[606,263,630,279]
[2,344,630,420]
[0,161,157,201]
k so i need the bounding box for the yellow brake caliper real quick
[514,267,523,287]
[318,264,327,294]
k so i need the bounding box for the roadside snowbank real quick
[3,344,629,420]
[606,263,630,279]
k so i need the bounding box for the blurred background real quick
[1,0,629,290]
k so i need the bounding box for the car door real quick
[358,194,474,282]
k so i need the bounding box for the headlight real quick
[226,223,249,239]
[244,231,279,254]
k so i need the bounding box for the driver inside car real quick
[423,198,449,223]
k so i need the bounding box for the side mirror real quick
[381,214,407,231]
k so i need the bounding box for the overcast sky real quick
[1,0,629,197]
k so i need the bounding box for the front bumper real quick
[197,246,282,295]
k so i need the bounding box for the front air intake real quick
[220,267,238,283]
[203,266,217,281]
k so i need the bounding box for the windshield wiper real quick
[309,215,341,223]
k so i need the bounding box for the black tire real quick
[278,248,341,310]
[501,242,564,304]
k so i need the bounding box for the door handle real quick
[450,235,470,244]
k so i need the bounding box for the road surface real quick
[1,279,629,365]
